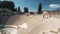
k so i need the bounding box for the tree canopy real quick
[24,7,29,13]
[0,1,15,11]
[38,3,42,14]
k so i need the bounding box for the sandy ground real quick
[1,14,60,34]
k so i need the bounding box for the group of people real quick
[43,14,52,18]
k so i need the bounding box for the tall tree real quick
[24,7,28,13]
[18,6,21,14]
[38,3,42,14]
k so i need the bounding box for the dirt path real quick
[1,14,60,34]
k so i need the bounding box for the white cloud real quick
[49,4,60,9]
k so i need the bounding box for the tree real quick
[18,6,21,14]
[24,7,28,13]
[0,1,15,11]
[13,8,17,12]
[18,6,20,11]
[38,3,42,14]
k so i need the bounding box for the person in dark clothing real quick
[50,14,51,17]
[43,15,44,18]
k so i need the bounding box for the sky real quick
[1,0,60,12]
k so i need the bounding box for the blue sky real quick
[10,0,60,12]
